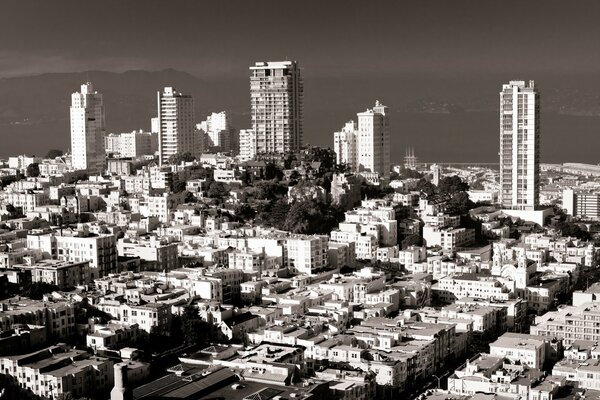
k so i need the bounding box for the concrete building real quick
[285,235,329,275]
[197,111,238,154]
[357,101,390,179]
[250,61,303,154]
[333,121,358,170]
[70,82,106,174]
[0,345,114,399]
[238,129,257,161]
[105,130,157,158]
[27,229,117,279]
[563,188,600,220]
[499,80,540,211]
[333,102,390,179]
[157,87,196,165]
[19,259,91,289]
[117,235,179,272]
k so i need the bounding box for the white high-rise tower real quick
[357,101,390,178]
[157,87,196,165]
[333,101,390,179]
[250,61,303,154]
[70,82,106,173]
[499,80,540,210]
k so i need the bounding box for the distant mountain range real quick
[1,69,600,163]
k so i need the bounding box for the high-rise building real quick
[239,129,257,161]
[332,101,390,178]
[250,61,303,154]
[333,121,358,170]
[358,101,390,178]
[499,80,540,210]
[197,111,238,154]
[157,87,196,165]
[70,82,106,174]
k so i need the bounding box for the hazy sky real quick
[2,0,600,79]
[2,0,600,163]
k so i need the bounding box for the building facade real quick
[499,80,540,210]
[157,87,196,165]
[250,61,303,154]
[333,102,390,178]
[70,82,106,174]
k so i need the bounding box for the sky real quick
[2,0,600,79]
[2,0,600,163]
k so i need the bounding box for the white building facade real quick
[499,80,540,210]
[70,82,106,174]
[250,61,303,154]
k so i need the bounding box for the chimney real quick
[111,362,132,400]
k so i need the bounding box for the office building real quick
[250,61,303,154]
[70,82,106,173]
[499,80,540,210]
[157,87,196,165]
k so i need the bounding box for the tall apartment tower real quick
[157,87,196,165]
[499,80,540,210]
[333,121,358,170]
[357,101,390,178]
[197,111,239,154]
[70,82,106,173]
[250,61,303,154]
[333,101,390,178]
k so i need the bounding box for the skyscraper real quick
[499,80,540,210]
[157,87,196,165]
[250,61,303,154]
[70,82,106,173]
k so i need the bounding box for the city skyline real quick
[2,1,600,163]
[1,3,600,400]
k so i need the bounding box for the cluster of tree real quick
[390,168,424,180]
[26,163,40,177]
[555,220,592,241]
[360,181,394,199]
[0,172,24,188]
[21,282,59,300]
[168,152,195,165]
[180,304,212,345]
[414,175,475,216]
[75,299,112,324]
[256,198,345,235]
[45,149,64,159]
[172,165,213,193]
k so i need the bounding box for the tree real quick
[22,282,59,300]
[181,304,209,345]
[415,178,436,198]
[265,163,284,180]
[438,175,469,195]
[282,199,344,235]
[168,152,195,165]
[26,163,40,177]
[446,191,475,215]
[207,181,228,199]
[45,149,64,158]
[557,221,592,241]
